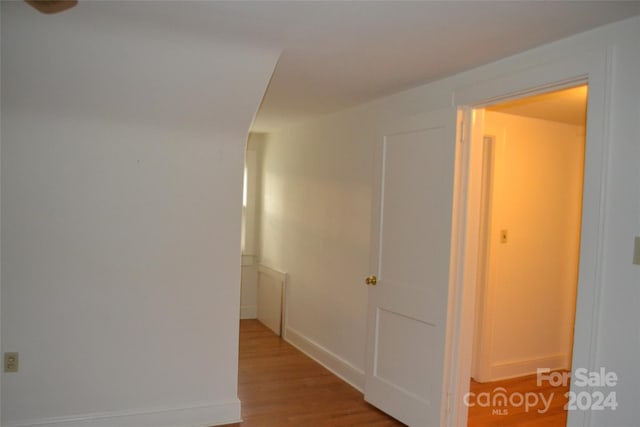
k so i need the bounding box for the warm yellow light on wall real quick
[487,84,588,126]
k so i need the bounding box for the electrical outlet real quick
[633,236,640,266]
[4,352,19,373]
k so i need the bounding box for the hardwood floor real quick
[467,373,569,427]
[225,319,405,426]
[225,320,568,427]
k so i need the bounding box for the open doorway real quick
[239,133,286,335]
[240,134,261,321]
[466,86,587,427]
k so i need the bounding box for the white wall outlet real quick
[4,352,19,373]
[633,236,640,266]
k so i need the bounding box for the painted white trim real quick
[3,400,241,427]
[453,47,604,107]
[442,108,475,427]
[470,131,494,383]
[488,354,570,382]
[285,326,365,392]
[240,304,257,319]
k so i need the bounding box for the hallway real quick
[227,320,571,426]
[227,320,404,426]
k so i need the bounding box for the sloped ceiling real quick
[4,1,640,132]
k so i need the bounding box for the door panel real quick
[365,108,458,426]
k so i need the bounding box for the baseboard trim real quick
[490,353,569,381]
[4,399,241,427]
[240,305,257,319]
[284,326,365,392]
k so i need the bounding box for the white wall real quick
[472,111,584,381]
[1,3,279,426]
[260,121,374,386]
[3,3,638,426]
[260,16,639,426]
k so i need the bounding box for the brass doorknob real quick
[365,275,378,286]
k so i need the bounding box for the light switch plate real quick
[634,236,640,266]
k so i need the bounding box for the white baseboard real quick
[240,305,257,319]
[3,399,241,427]
[490,353,569,381]
[284,326,365,392]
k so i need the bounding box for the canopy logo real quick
[464,367,618,415]
[464,386,553,415]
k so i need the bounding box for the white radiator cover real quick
[257,265,287,335]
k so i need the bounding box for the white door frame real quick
[445,47,612,427]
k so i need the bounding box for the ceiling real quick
[6,1,640,132]
[488,85,588,126]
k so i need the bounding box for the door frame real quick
[445,47,612,427]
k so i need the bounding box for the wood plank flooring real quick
[226,319,404,426]
[467,373,569,427]
[225,320,568,427]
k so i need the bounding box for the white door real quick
[364,108,459,426]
